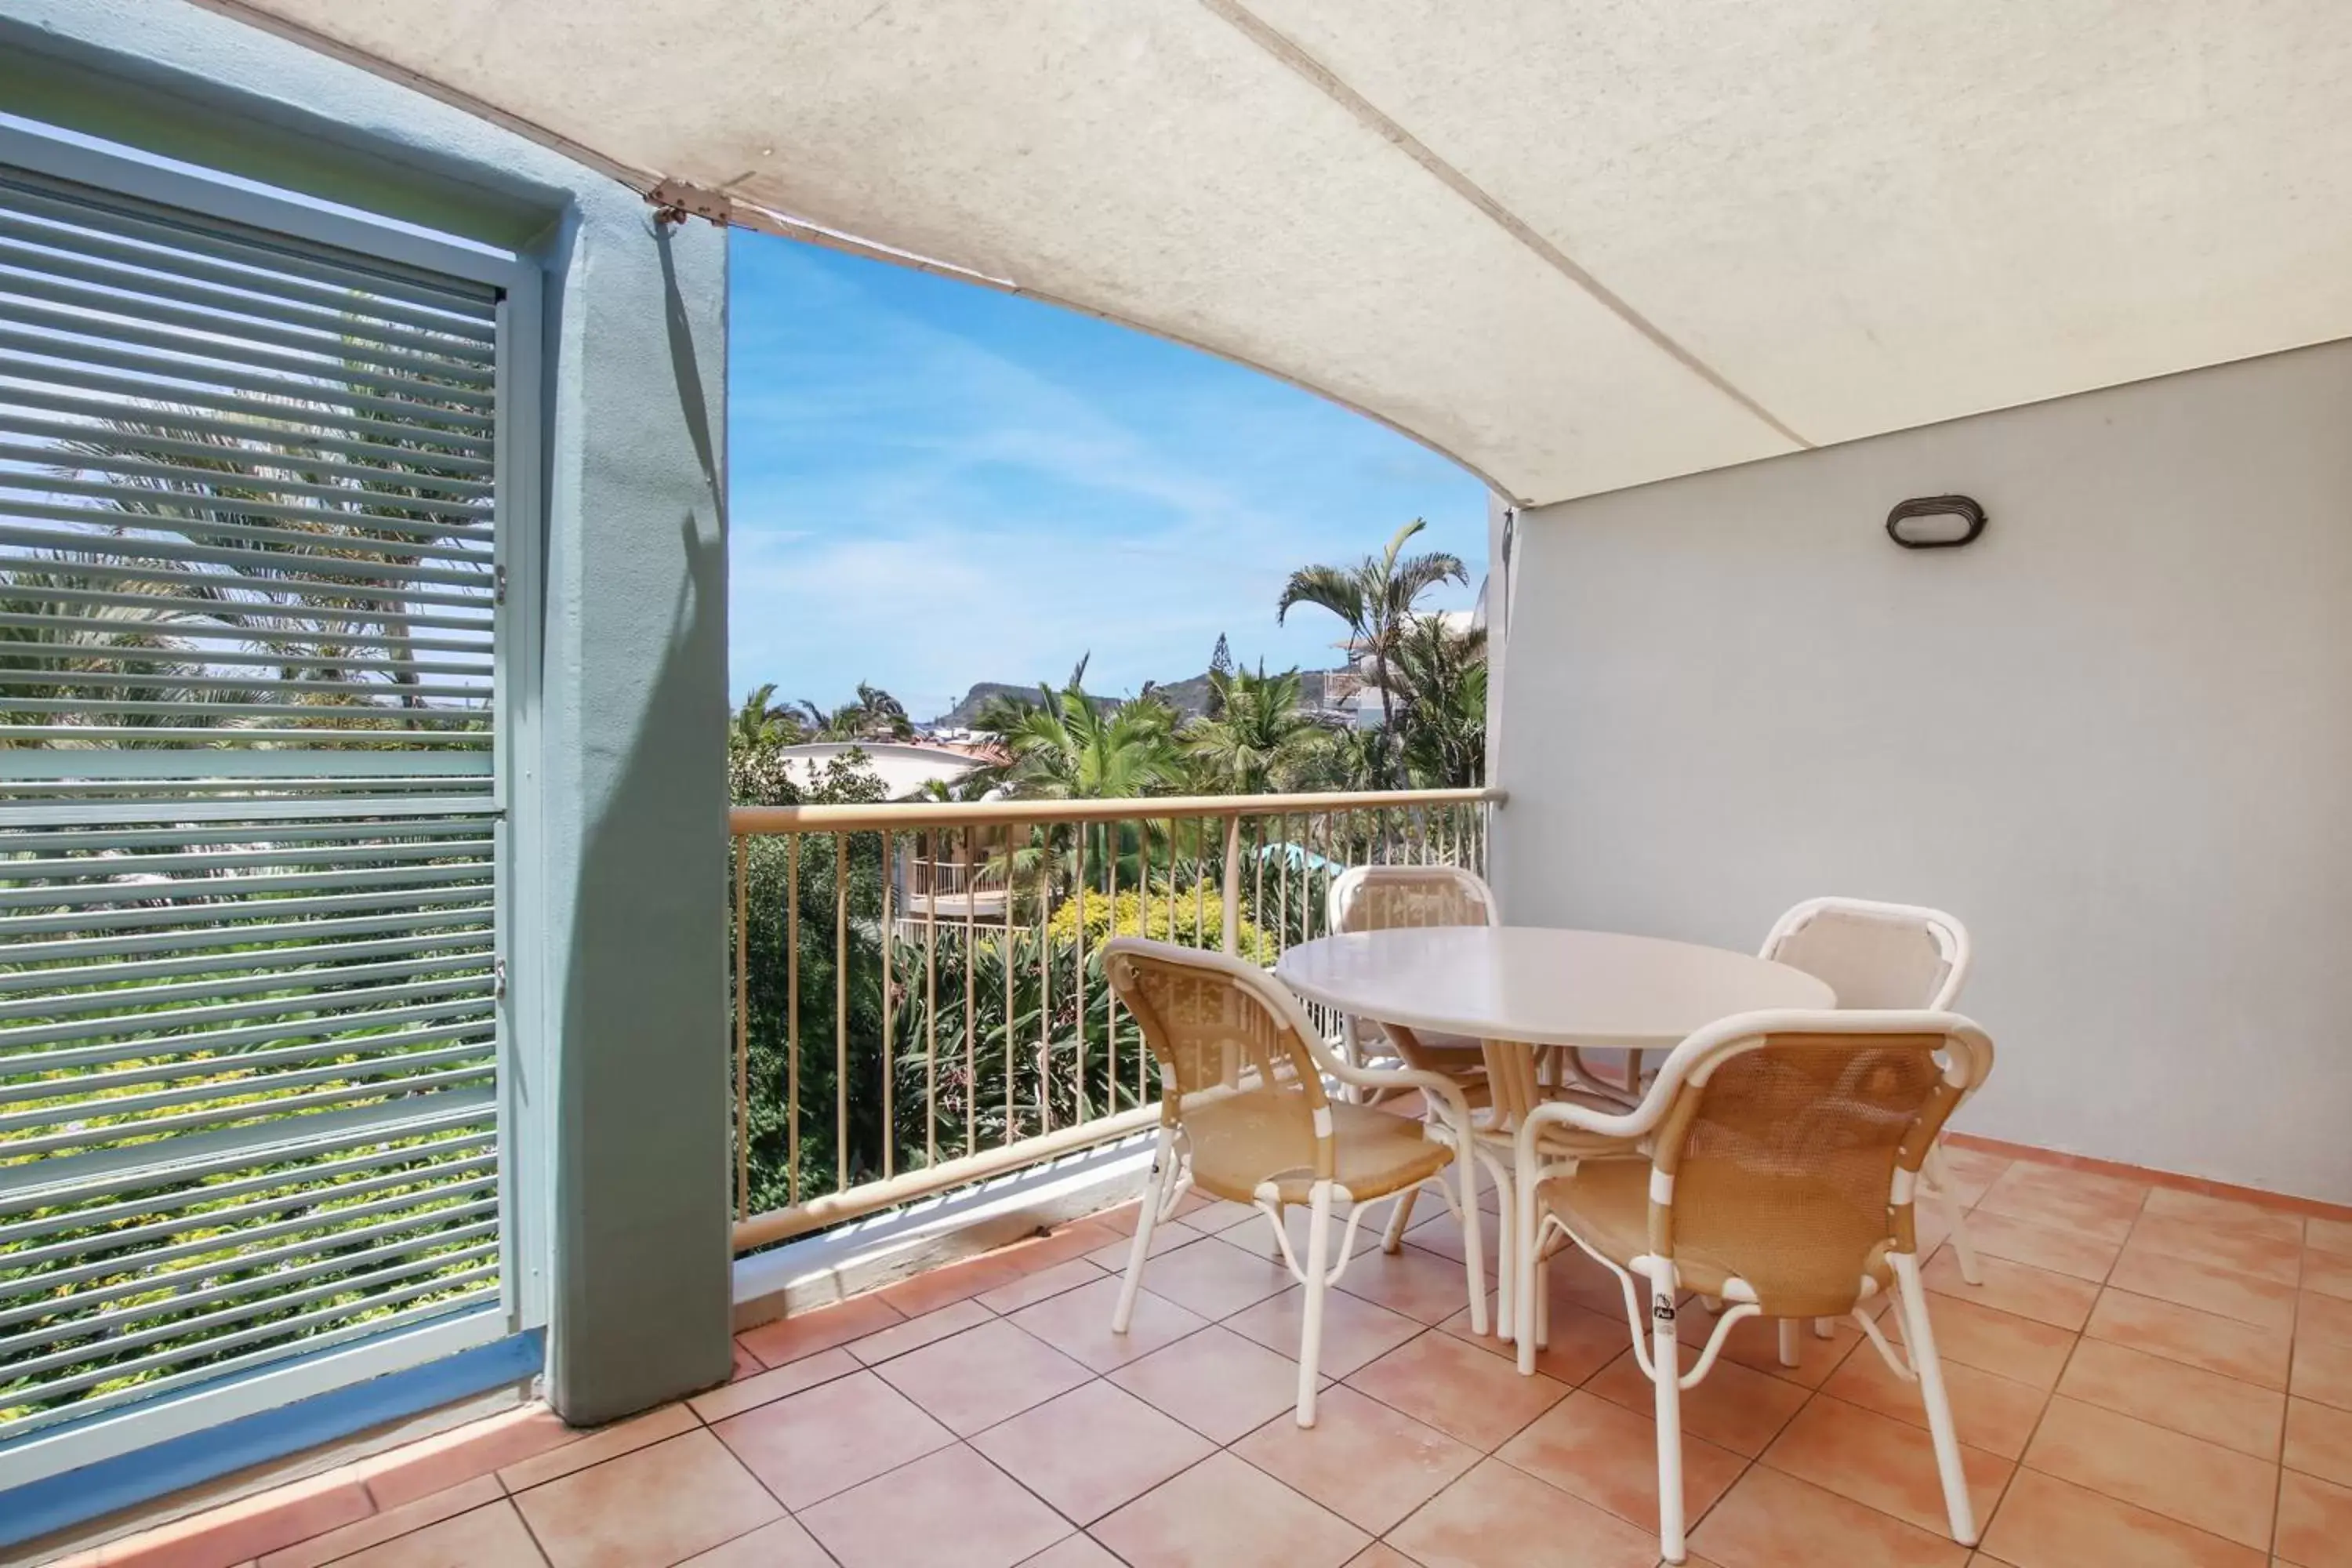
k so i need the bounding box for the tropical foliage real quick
[730,681,915,749]
[1391,616,1488,789]
[974,659,1184,800]
[1044,887,1276,964]
[1183,665,1327,794]
[1275,517,1467,785]
[728,521,1487,1229]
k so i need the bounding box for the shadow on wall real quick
[549,217,734,1424]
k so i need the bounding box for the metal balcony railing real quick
[725,787,1499,1250]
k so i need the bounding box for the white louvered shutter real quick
[0,153,511,1440]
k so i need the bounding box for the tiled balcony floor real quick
[50,1141,2352,1568]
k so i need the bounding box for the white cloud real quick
[725,237,1485,720]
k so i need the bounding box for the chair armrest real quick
[1322,1054,1477,1136]
[1512,1080,1669,1169]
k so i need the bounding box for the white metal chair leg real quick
[1777,1317,1802,1368]
[1893,1251,1979,1545]
[1112,1127,1173,1334]
[1534,1253,1552,1348]
[1456,1159,1489,1337]
[1810,1317,1835,1339]
[1483,1149,1516,1343]
[1381,1185,1418,1253]
[1926,1143,1982,1285]
[1514,1167,1541,1374]
[1649,1258,1688,1564]
[1296,1183,1335,1426]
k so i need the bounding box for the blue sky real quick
[728,231,1489,725]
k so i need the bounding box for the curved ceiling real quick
[205,0,2352,505]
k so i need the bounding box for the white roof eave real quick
[209,0,2352,506]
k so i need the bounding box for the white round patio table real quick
[1275,926,1836,1125]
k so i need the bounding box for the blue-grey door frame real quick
[0,0,734,1535]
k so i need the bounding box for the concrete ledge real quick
[730,1132,1156,1330]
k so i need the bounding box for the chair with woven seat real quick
[1512,1008,1994,1563]
[1323,863,1630,1345]
[1326,863,1497,1087]
[1761,897,1982,1287]
[1323,864,1519,1325]
[1104,936,1483,1425]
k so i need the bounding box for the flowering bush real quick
[1044,887,1276,965]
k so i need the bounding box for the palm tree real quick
[1290,721,1388,794]
[975,664,1184,901]
[1182,665,1327,795]
[0,560,266,743]
[731,683,813,749]
[797,682,916,742]
[847,682,913,740]
[1276,519,1465,778]
[1392,618,1488,788]
[7,395,495,745]
[978,678,1181,801]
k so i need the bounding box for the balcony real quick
[9,2,2352,1566]
[48,1140,2352,1566]
[724,790,1493,1251]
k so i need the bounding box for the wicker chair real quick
[1762,898,1981,1288]
[1323,864,1630,1345]
[1323,865,1513,1298]
[1325,863,1497,1086]
[1103,937,1483,1425]
[1512,1009,1994,1562]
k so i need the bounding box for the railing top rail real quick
[731,786,1504,835]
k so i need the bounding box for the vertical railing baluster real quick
[1277,810,1291,951]
[1138,821,1152,1105]
[1163,817,1178,948]
[1104,816,1119,1110]
[834,831,849,1194]
[1250,811,1265,964]
[924,827,939,1168]
[732,833,749,1222]
[786,832,801,1209]
[1074,821,1089,1123]
[1308,810,1321,937]
[963,826,978,1160]
[1005,822,1018,1147]
[880,828,895,1181]
[1192,818,1207,946]
[1037,828,1051,1134]
[1220,814,1242,958]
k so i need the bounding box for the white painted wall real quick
[1496,339,2352,1203]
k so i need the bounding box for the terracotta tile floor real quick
[49,1143,2352,1568]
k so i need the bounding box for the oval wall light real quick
[1885,495,1987,550]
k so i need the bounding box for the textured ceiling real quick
[209,0,2352,504]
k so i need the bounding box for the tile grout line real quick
[691,1176,2297,1559]
[115,1153,2352,1568]
[1956,1170,2123,1548]
[1993,1178,2318,1554]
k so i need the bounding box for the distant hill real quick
[928,667,1355,728]
[929,682,1113,728]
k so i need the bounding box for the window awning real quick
[206,0,2352,506]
